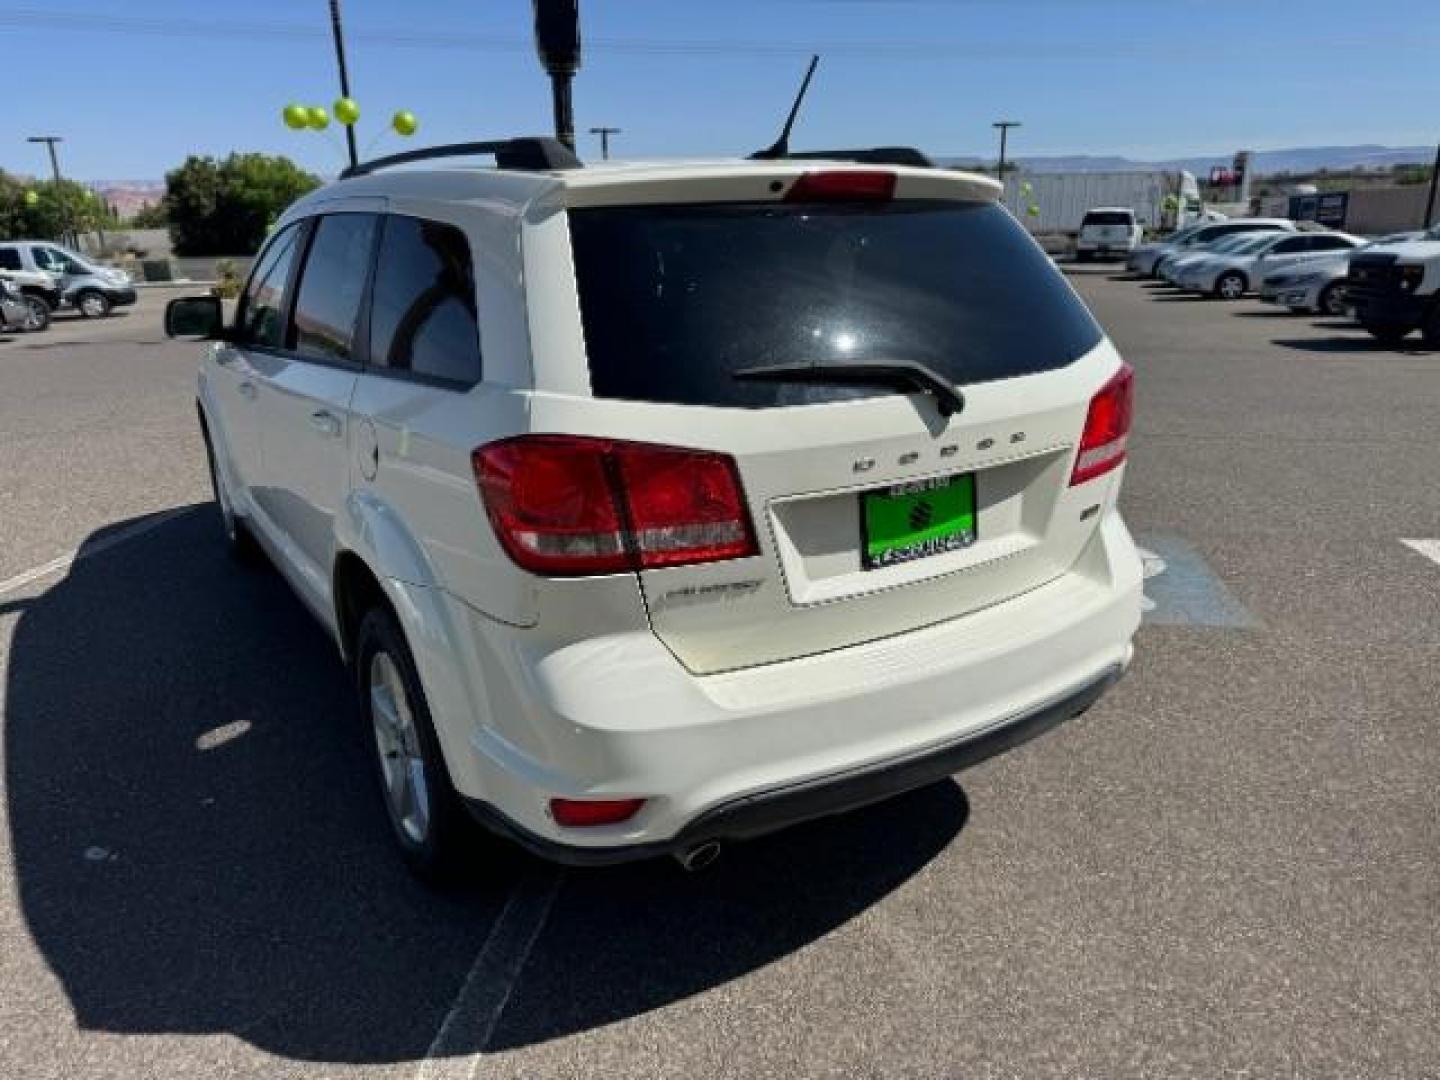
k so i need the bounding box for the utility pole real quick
[589,126,620,160]
[327,0,359,169]
[27,135,73,247]
[533,0,581,150]
[1424,142,1440,229]
[993,120,1021,199]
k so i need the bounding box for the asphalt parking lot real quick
[1,275,1437,1079]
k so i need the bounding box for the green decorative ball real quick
[282,103,310,130]
[308,106,330,130]
[1026,204,1041,217]
[392,110,419,137]
[334,97,360,126]
[24,190,39,207]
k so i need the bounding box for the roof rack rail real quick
[340,137,582,179]
[785,147,934,168]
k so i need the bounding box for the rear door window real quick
[568,200,1103,408]
[289,213,378,363]
[0,249,21,271]
[367,215,481,387]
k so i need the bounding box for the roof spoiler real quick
[784,147,934,168]
[340,137,582,179]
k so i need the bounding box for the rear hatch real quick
[1081,211,1133,245]
[544,168,1126,675]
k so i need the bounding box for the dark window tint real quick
[291,213,378,362]
[1272,237,1309,253]
[0,249,21,270]
[569,200,1103,409]
[32,246,86,274]
[1310,235,1354,251]
[368,216,481,386]
[239,224,303,348]
[1082,211,1133,226]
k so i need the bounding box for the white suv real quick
[165,138,1142,878]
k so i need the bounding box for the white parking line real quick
[418,869,564,1079]
[1399,538,1440,567]
[0,508,191,599]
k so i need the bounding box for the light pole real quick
[589,126,620,160]
[327,0,359,169]
[992,120,1020,196]
[27,135,73,246]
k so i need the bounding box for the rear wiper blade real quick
[733,359,965,417]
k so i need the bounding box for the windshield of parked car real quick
[569,199,1104,408]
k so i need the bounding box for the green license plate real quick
[861,473,977,570]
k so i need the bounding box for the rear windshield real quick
[568,200,1103,409]
[1082,211,1133,226]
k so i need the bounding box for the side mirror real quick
[165,295,225,340]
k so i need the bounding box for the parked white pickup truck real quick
[1346,224,1440,345]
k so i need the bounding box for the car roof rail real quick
[340,137,583,179]
[783,147,934,168]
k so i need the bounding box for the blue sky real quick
[3,0,1437,181]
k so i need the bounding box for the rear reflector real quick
[1070,363,1134,486]
[550,797,647,827]
[785,170,896,203]
[473,435,759,576]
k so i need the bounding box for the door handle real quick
[309,409,343,437]
[237,380,257,401]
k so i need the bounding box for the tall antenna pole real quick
[328,0,359,169]
[751,54,820,160]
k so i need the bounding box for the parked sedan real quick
[1161,231,1282,285]
[1132,218,1297,279]
[1259,232,1423,315]
[1179,231,1363,299]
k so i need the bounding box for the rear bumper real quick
[434,512,1143,862]
[465,661,1124,865]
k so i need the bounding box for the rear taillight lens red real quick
[785,170,896,203]
[550,797,646,827]
[1070,363,1134,486]
[473,435,759,576]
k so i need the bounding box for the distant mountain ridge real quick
[939,145,1433,176]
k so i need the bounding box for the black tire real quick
[1362,320,1411,345]
[1214,270,1247,300]
[355,604,480,882]
[1075,250,1093,263]
[1150,258,1167,280]
[201,423,262,564]
[1317,282,1348,319]
[20,295,50,332]
[75,289,112,318]
[1422,304,1440,350]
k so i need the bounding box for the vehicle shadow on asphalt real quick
[4,506,967,1065]
[1270,336,1434,355]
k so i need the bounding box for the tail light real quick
[785,170,896,203]
[1070,363,1134,486]
[473,435,759,576]
[550,797,647,828]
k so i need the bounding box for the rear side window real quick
[238,223,303,349]
[368,215,481,387]
[1082,211,1133,226]
[0,249,20,271]
[290,213,378,362]
[569,200,1103,409]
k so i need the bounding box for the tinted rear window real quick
[569,200,1103,409]
[1082,211,1133,226]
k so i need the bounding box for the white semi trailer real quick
[1001,170,1204,234]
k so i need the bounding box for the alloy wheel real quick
[369,651,431,845]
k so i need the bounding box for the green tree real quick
[164,153,320,256]
[0,169,106,241]
[128,201,169,228]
